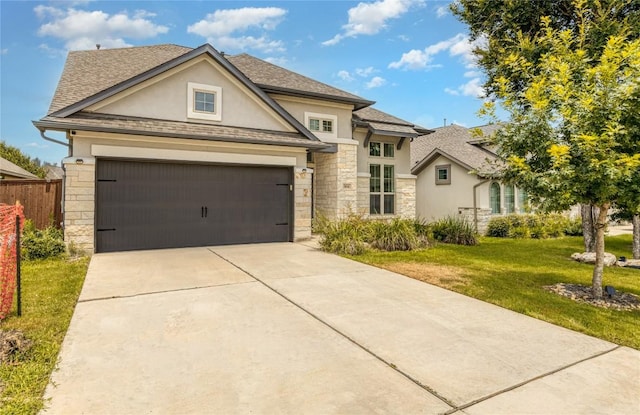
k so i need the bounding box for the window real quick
[370,164,394,215]
[490,182,501,214]
[435,164,451,185]
[369,142,394,158]
[187,82,222,121]
[518,189,529,213]
[304,112,337,139]
[322,120,333,132]
[309,119,320,131]
[504,184,515,213]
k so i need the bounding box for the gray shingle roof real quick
[36,113,327,149]
[1,156,39,179]
[353,107,431,137]
[48,44,192,115]
[411,124,501,176]
[227,54,374,109]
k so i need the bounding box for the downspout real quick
[39,128,71,229]
[473,179,490,234]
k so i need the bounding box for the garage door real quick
[96,159,292,252]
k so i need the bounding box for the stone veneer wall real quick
[458,207,492,235]
[294,167,313,241]
[62,157,96,253]
[395,176,416,219]
[356,174,370,216]
[313,143,358,219]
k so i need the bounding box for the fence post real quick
[16,215,21,317]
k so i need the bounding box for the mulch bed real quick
[544,283,640,311]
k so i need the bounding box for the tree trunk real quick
[581,204,597,252]
[633,214,640,260]
[591,203,610,299]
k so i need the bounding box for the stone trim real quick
[62,158,96,254]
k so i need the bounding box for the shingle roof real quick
[353,107,431,137]
[48,44,192,115]
[35,113,326,149]
[226,54,374,109]
[411,124,501,176]
[0,156,39,179]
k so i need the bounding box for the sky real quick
[0,0,491,164]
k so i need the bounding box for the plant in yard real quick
[431,216,478,246]
[369,218,422,251]
[20,220,65,260]
[318,213,372,255]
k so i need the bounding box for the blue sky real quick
[1,0,489,164]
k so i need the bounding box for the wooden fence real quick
[0,180,63,229]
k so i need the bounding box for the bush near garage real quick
[20,220,66,260]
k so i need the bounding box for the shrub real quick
[486,216,510,237]
[369,218,420,251]
[565,217,583,236]
[318,214,371,255]
[21,220,66,260]
[413,218,433,247]
[431,216,478,245]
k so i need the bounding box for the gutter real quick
[473,179,490,234]
[38,127,71,149]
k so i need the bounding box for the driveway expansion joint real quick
[441,345,623,415]
[209,248,457,410]
[77,280,257,303]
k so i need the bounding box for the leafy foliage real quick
[21,220,66,260]
[430,216,478,246]
[318,214,371,255]
[369,218,421,251]
[486,214,581,238]
[0,141,47,179]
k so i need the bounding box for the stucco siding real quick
[353,129,412,175]
[88,58,293,132]
[274,96,353,141]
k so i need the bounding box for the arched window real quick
[504,184,515,213]
[518,189,529,213]
[490,182,501,214]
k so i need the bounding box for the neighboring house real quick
[44,164,64,180]
[34,43,427,253]
[411,124,528,233]
[0,156,39,180]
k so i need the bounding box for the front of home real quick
[35,43,427,253]
[411,124,528,232]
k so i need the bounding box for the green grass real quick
[351,235,640,350]
[0,256,89,415]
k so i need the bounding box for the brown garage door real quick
[96,159,292,252]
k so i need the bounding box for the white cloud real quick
[188,7,286,53]
[337,70,354,82]
[366,76,387,89]
[388,33,481,70]
[436,5,449,18]
[264,56,289,66]
[0,48,7,55]
[445,77,485,98]
[355,66,376,77]
[35,6,168,51]
[322,0,424,46]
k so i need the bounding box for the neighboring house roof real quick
[45,164,64,180]
[353,106,432,137]
[0,156,39,179]
[411,124,501,177]
[227,54,374,110]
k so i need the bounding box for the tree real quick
[0,141,47,179]
[477,8,640,298]
[452,0,640,251]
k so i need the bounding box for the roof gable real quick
[411,124,500,176]
[1,157,39,179]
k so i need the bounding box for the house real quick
[0,156,39,180]
[411,124,527,233]
[34,43,427,253]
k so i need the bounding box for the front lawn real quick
[351,235,640,349]
[0,257,89,415]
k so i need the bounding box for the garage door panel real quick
[96,160,292,252]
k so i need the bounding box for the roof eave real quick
[411,148,477,176]
[32,119,330,151]
[260,85,375,110]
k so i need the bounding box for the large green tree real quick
[452,0,640,252]
[475,8,640,297]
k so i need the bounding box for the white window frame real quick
[187,82,222,121]
[304,112,337,140]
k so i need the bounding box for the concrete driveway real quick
[43,243,640,414]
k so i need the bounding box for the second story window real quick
[187,82,222,121]
[369,142,394,158]
[309,118,333,132]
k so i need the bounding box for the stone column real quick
[313,142,358,219]
[395,174,417,219]
[357,173,370,217]
[294,167,313,241]
[62,157,96,254]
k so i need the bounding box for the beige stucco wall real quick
[415,155,489,221]
[88,57,293,133]
[353,129,412,175]
[273,95,354,141]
